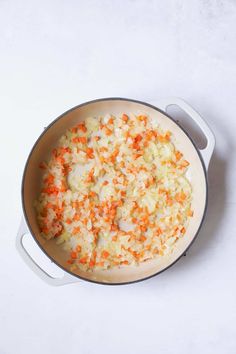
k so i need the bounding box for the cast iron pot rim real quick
[21,97,208,286]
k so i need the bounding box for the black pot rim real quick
[21,97,208,286]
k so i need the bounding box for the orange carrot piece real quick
[77,123,87,133]
[86,147,94,159]
[89,259,95,267]
[79,136,87,144]
[140,225,147,232]
[70,251,77,259]
[121,260,129,265]
[72,226,81,235]
[105,127,112,136]
[73,214,80,221]
[140,235,147,242]
[181,160,189,167]
[76,245,81,252]
[187,209,194,217]
[79,256,88,264]
[101,250,110,259]
[175,150,183,161]
[122,114,129,122]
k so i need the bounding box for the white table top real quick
[1,1,236,353]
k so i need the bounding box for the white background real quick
[1,1,236,353]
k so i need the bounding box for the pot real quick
[16,97,215,286]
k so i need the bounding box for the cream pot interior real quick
[22,98,207,284]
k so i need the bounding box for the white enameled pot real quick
[16,97,215,286]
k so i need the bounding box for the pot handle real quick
[16,217,78,286]
[155,97,215,170]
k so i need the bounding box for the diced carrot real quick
[89,191,97,198]
[79,136,87,144]
[122,114,129,122]
[56,156,65,165]
[165,131,171,140]
[71,127,78,133]
[175,192,186,203]
[177,213,181,222]
[72,227,81,235]
[103,180,109,186]
[73,214,80,221]
[44,174,54,184]
[140,235,147,242]
[187,209,194,217]
[89,260,95,267]
[94,136,100,141]
[112,236,117,241]
[175,150,183,161]
[133,251,141,259]
[134,153,143,159]
[100,147,108,153]
[60,180,67,192]
[62,164,72,176]
[140,225,147,232]
[79,256,88,264]
[156,227,162,236]
[42,186,59,195]
[77,123,87,133]
[89,250,97,268]
[138,115,147,125]
[113,261,120,266]
[59,147,72,155]
[45,202,53,209]
[108,117,114,125]
[76,245,81,252]
[181,160,189,167]
[82,218,88,225]
[66,218,72,224]
[101,250,110,259]
[70,251,77,259]
[105,127,112,136]
[86,147,94,159]
[72,137,79,143]
[41,226,49,234]
[111,224,118,231]
[122,179,128,187]
[71,201,77,208]
[121,260,129,265]
[166,197,173,206]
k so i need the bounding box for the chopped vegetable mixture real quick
[35,113,193,271]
